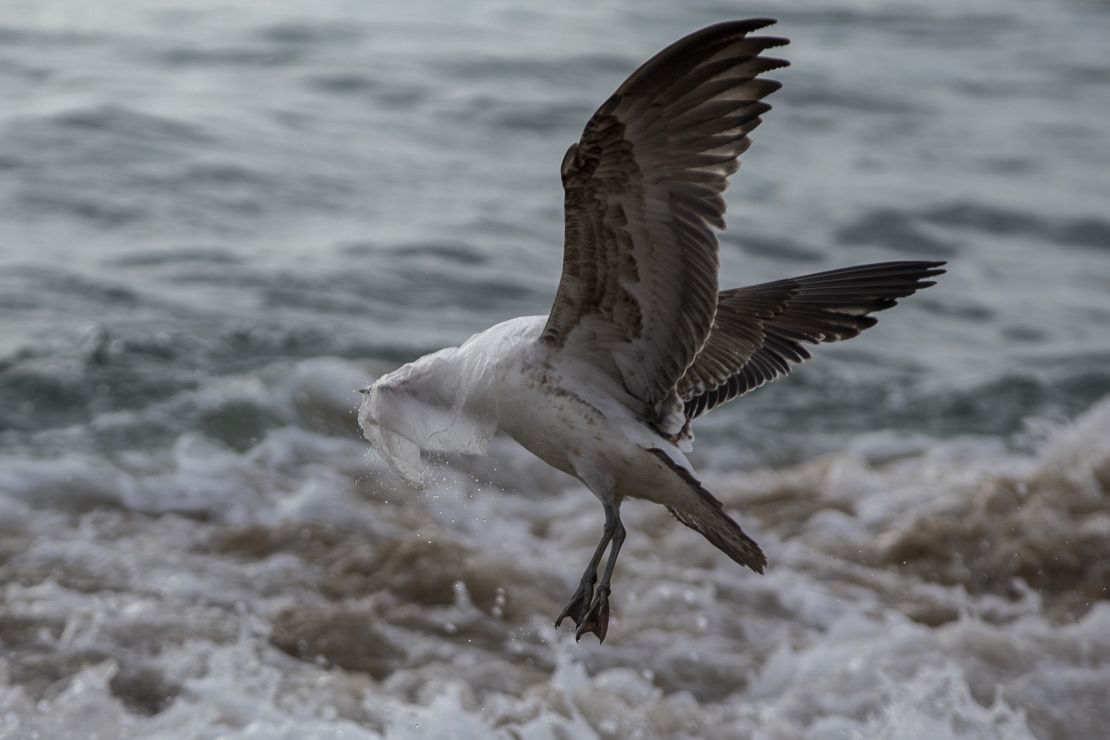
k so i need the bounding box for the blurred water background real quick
[1,1,1109,738]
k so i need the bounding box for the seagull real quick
[359,19,944,642]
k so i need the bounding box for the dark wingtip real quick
[689,18,788,47]
[763,57,792,72]
[918,260,948,283]
[743,18,779,31]
[759,36,791,50]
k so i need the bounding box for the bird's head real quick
[358,365,430,489]
[357,347,497,490]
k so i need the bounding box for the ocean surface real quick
[2,0,1109,738]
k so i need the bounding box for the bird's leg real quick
[575,506,625,643]
[555,503,617,630]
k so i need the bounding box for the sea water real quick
[1,0,1109,738]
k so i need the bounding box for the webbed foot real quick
[574,586,611,643]
[555,574,595,629]
[554,501,623,643]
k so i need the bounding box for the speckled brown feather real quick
[542,19,789,423]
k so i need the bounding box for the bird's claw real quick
[555,578,595,629]
[574,586,611,643]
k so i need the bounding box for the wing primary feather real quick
[680,261,945,419]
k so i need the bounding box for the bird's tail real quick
[647,449,766,573]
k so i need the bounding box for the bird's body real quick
[359,19,944,641]
[364,314,694,503]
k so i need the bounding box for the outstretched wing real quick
[680,261,946,419]
[541,20,788,421]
